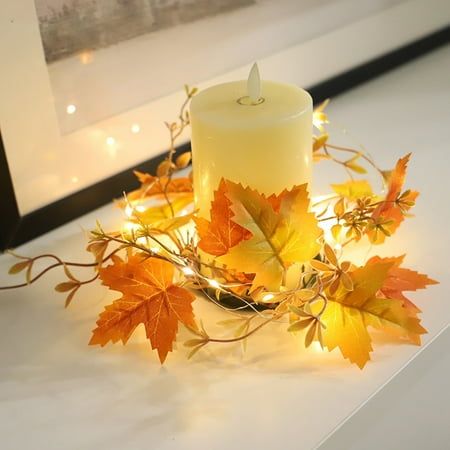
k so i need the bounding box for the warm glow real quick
[78,50,94,65]
[262,293,275,302]
[182,267,195,276]
[106,137,116,146]
[123,221,139,234]
[313,107,328,130]
[125,205,133,218]
[208,279,220,289]
[150,246,160,254]
[134,237,146,246]
[310,341,324,353]
[313,114,324,129]
[71,176,79,183]
[311,194,335,211]
[66,104,77,114]
[131,124,141,134]
[312,195,338,245]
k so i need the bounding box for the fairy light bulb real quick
[208,279,220,289]
[262,293,275,302]
[66,104,77,114]
[182,267,195,276]
[125,205,133,218]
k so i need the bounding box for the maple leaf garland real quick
[89,252,196,363]
[2,96,439,370]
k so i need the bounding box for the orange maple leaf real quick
[368,255,438,313]
[265,189,289,212]
[194,179,253,256]
[320,258,427,368]
[124,172,193,205]
[368,154,419,244]
[89,252,196,363]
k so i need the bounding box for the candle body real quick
[190,80,312,218]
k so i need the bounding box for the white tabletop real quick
[1,44,449,450]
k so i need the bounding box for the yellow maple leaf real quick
[331,180,373,200]
[219,181,322,290]
[320,259,426,368]
[134,196,193,226]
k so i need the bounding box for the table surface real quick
[0,44,449,450]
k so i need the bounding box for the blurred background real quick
[0,0,449,240]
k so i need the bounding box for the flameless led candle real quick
[190,63,313,218]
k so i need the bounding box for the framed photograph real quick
[1,0,449,249]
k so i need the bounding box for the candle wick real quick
[247,62,261,104]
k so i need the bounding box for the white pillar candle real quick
[190,63,313,218]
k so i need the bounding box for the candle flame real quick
[247,62,261,103]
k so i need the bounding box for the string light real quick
[313,116,322,129]
[262,293,275,302]
[123,221,139,234]
[125,205,133,218]
[182,267,195,276]
[125,204,146,218]
[131,124,141,134]
[207,279,220,289]
[66,104,76,114]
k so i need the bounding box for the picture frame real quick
[1,0,448,250]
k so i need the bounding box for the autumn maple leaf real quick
[331,180,373,200]
[134,171,193,195]
[219,181,322,290]
[134,195,193,226]
[367,255,438,313]
[123,172,193,205]
[368,154,418,244]
[194,179,252,256]
[320,258,427,368]
[89,252,196,363]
